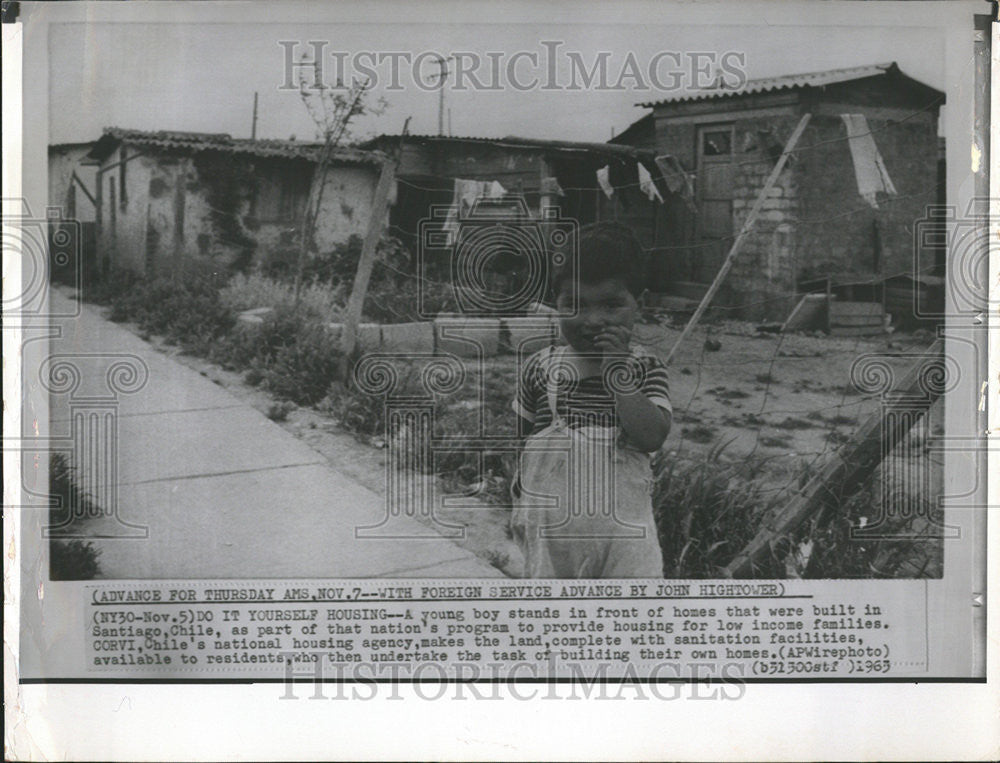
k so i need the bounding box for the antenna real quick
[431,56,454,136]
[251,92,259,140]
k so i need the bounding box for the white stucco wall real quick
[48,145,98,223]
[98,144,382,277]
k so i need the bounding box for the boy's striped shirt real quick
[512,345,672,436]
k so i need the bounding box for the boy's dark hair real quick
[552,221,646,298]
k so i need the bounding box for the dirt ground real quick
[138,310,940,578]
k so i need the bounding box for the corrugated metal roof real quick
[637,62,899,107]
[358,133,656,160]
[88,128,383,165]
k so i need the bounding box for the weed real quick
[711,387,750,400]
[220,272,344,323]
[825,430,851,445]
[774,416,814,431]
[681,425,718,444]
[652,444,767,577]
[267,401,295,422]
[48,454,102,580]
[799,477,942,578]
[760,435,793,448]
[50,540,102,581]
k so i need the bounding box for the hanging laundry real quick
[840,114,897,209]
[640,158,671,201]
[608,161,632,210]
[540,176,565,197]
[637,161,664,203]
[486,180,506,199]
[654,154,697,213]
[442,178,508,243]
[596,165,614,198]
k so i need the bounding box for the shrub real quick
[261,319,344,404]
[326,384,388,440]
[48,454,102,580]
[51,540,102,581]
[219,272,344,323]
[89,271,235,355]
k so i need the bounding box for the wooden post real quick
[664,113,812,365]
[338,122,409,375]
[339,159,397,364]
[722,339,944,578]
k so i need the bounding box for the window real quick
[253,165,312,224]
[702,129,732,157]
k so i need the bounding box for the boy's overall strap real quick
[544,345,564,425]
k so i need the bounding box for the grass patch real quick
[710,387,750,400]
[48,454,102,580]
[760,435,793,448]
[220,272,345,323]
[773,416,815,431]
[652,445,767,577]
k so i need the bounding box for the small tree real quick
[293,59,388,298]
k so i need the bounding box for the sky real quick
[47,18,947,146]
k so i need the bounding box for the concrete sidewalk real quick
[45,290,502,579]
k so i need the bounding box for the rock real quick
[703,338,722,352]
[434,317,501,358]
[326,322,382,353]
[380,321,434,353]
[500,317,559,355]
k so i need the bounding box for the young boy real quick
[511,222,671,578]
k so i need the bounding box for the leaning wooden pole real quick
[338,122,409,380]
[722,339,945,578]
[664,113,812,366]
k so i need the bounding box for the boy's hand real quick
[594,326,632,368]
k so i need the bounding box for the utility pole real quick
[432,56,453,136]
[251,91,259,140]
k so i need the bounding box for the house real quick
[85,128,386,278]
[357,134,679,281]
[49,142,99,223]
[48,142,100,281]
[612,62,946,320]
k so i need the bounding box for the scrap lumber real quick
[665,113,812,365]
[781,293,828,333]
[829,300,886,336]
[722,339,944,578]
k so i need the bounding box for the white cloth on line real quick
[596,165,614,198]
[637,162,664,203]
[540,176,565,197]
[442,178,508,243]
[653,154,697,212]
[840,113,897,209]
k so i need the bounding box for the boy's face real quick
[556,277,638,353]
